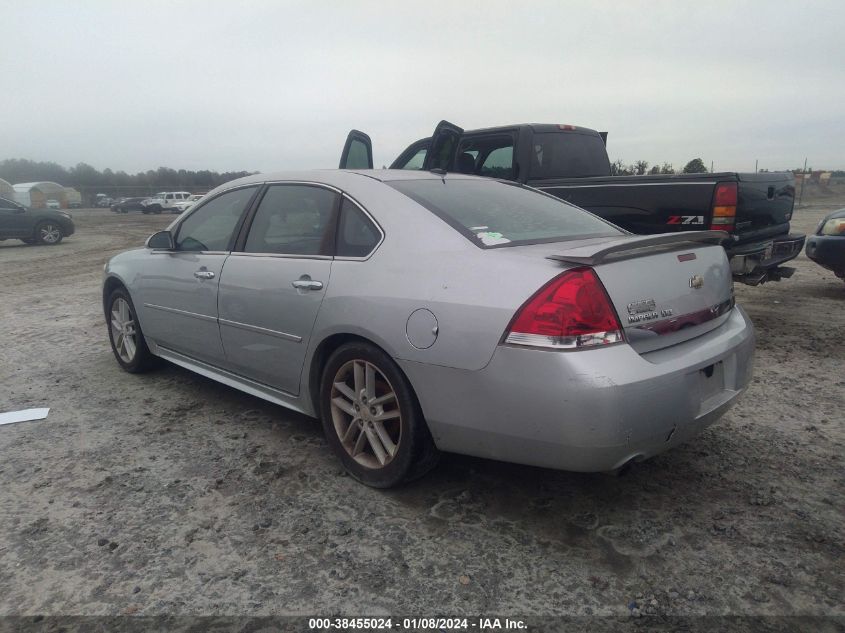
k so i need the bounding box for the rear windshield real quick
[388,179,623,248]
[530,132,611,179]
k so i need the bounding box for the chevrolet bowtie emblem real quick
[689,274,704,289]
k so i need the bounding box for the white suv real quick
[141,191,192,214]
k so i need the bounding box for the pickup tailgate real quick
[733,172,795,242]
[548,232,734,354]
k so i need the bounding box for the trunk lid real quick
[545,232,734,353]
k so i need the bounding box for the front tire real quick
[35,222,63,245]
[106,287,159,373]
[319,342,438,488]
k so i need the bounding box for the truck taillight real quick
[710,182,737,231]
[504,268,624,350]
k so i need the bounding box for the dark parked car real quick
[805,208,845,281]
[111,197,149,213]
[0,196,75,245]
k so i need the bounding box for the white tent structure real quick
[12,181,68,208]
[0,178,14,200]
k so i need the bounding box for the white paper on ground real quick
[0,408,50,426]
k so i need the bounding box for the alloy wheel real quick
[40,224,61,244]
[330,359,402,469]
[110,297,137,363]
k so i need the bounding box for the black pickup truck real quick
[340,122,805,285]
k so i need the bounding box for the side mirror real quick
[146,230,175,250]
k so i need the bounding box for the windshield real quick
[530,132,611,179]
[388,178,623,248]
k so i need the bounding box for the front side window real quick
[388,178,622,248]
[176,186,258,252]
[336,198,381,257]
[243,185,337,256]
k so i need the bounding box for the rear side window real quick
[176,186,258,251]
[530,132,611,179]
[400,148,427,170]
[387,179,622,248]
[243,185,338,256]
[336,198,381,257]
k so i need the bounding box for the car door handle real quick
[291,279,323,290]
[194,270,215,280]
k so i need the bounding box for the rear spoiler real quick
[547,231,730,266]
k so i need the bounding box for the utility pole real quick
[797,157,808,208]
[755,159,758,173]
[710,160,714,173]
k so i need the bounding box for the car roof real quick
[211,169,487,192]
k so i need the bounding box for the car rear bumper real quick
[399,305,754,472]
[806,234,845,276]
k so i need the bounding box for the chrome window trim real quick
[150,250,229,255]
[227,252,332,261]
[218,318,302,343]
[333,193,385,262]
[143,303,217,323]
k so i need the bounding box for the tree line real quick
[610,158,708,176]
[0,158,255,194]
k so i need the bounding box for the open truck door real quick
[339,130,373,169]
[422,120,464,171]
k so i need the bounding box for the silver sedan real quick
[103,170,755,487]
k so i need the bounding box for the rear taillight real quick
[710,182,737,231]
[504,268,624,350]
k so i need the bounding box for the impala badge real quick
[690,274,704,289]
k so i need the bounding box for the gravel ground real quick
[0,201,842,623]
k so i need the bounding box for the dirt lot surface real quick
[0,201,843,624]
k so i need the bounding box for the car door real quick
[422,120,464,171]
[339,130,373,169]
[133,185,259,366]
[217,183,339,394]
[0,198,30,237]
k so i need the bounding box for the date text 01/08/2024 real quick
[307,617,528,630]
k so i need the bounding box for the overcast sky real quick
[1,1,843,174]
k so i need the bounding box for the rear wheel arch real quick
[307,333,421,419]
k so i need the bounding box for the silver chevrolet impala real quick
[103,170,754,487]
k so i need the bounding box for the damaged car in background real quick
[102,168,754,487]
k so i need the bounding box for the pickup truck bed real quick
[376,122,806,286]
[537,170,804,284]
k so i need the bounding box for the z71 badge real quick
[667,215,704,225]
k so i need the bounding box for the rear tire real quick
[319,342,439,488]
[106,287,160,373]
[35,221,63,245]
